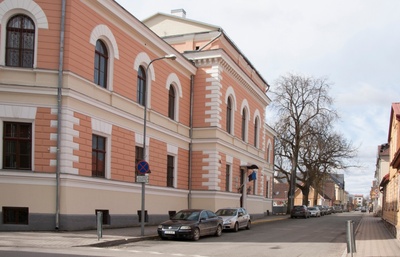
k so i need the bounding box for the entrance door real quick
[240,168,244,207]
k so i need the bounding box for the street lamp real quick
[140,54,176,236]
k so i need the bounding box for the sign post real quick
[139,54,175,236]
[137,160,150,236]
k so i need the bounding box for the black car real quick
[290,205,310,219]
[157,209,223,241]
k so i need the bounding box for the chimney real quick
[171,9,186,18]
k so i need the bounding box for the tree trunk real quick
[302,187,310,206]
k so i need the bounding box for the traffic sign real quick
[137,160,150,174]
[136,175,149,183]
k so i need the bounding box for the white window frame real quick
[0,0,49,67]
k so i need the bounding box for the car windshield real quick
[215,209,237,216]
[308,207,316,210]
[171,210,200,221]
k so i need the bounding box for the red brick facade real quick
[0,0,275,231]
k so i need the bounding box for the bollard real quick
[346,220,356,255]
[351,221,357,253]
[97,211,103,240]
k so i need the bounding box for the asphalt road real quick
[112,211,363,257]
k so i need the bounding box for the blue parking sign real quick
[137,160,150,174]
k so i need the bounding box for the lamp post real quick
[140,54,176,236]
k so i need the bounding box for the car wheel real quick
[160,236,167,240]
[192,228,200,241]
[233,222,239,232]
[215,225,222,237]
[246,220,251,230]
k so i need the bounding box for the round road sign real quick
[137,160,150,174]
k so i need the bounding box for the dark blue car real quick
[158,209,223,241]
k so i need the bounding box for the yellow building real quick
[381,103,400,238]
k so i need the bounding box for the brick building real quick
[0,0,274,231]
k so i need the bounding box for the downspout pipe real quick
[55,0,66,230]
[198,28,222,51]
[188,74,194,208]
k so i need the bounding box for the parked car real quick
[215,207,251,232]
[315,205,327,216]
[157,209,223,241]
[290,205,310,219]
[361,206,367,212]
[333,206,343,213]
[308,206,321,217]
[326,206,333,214]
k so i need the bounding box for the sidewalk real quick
[0,214,289,249]
[345,214,400,257]
[0,224,160,249]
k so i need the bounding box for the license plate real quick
[164,230,175,234]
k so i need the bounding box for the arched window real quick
[6,14,35,68]
[241,109,247,141]
[226,97,232,134]
[168,85,176,120]
[254,117,259,148]
[94,40,108,88]
[137,66,146,106]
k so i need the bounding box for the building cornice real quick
[184,49,271,106]
[85,0,196,75]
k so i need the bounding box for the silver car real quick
[215,207,251,232]
[308,206,321,217]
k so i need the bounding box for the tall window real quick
[254,117,259,148]
[226,97,232,134]
[92,135,106,177]
[6,14,35,68]
[267,144,271,163]
[137,66,146,106]
[241,109,247,141]
[135,146,144,181]
[168,85,176,120]
[225,164,230,192]
[167,155,174,187]
[94,40,108,88]
[266,180,269,198]
[3,122,32,170]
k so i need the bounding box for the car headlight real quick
[224,219,232,224]
[180,225,191,230]
[158,225,163,229]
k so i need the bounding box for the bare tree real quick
[297,122,357,206]
[272,73,337,213]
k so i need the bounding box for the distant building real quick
[373,143,389,215]
[273,172,348,209]
[354,194,364,207]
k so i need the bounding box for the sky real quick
[117,0,400,197]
